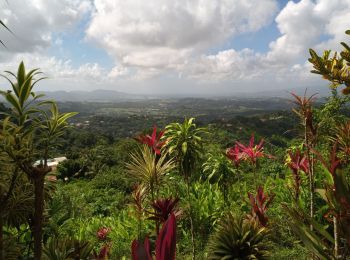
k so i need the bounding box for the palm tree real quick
[207,212,272,259]
[0,62,77,259]
[163,117,206,260]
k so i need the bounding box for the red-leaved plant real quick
[286,149,310,201]
[248,186,275,227]
[236,134,272,166]
[131,237,152,260]
[148,197,182,224]
[131,213,177,260]
[135,126,166,155]
[225,144,242,167]
[96,227,111,241]
[94,227,111,259]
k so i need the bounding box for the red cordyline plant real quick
[312,143,347,256]
[131,213,177,260]
[335,121,350,159]
[286,149,310,201]
[236,134,272,166]
[148,197,182,224]
[225,144,242,167]
[248,186,275,227]
[312,144,341,177]
[96,227,111,241]
[290,91,318,139]
[131,184,147,239]
[135,126,166,155]
[94,227,111,259]
[93,244,111,260]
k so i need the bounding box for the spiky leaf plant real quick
[207,212,272,260]
[126,145,175,201]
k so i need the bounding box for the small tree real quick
[0,62,77,259]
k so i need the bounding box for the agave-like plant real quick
[126,145,175,201]
[43,237,93,260]
[207,212,272,259]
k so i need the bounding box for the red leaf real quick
[155,213,176,260]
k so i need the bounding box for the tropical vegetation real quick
[1,29,350,259]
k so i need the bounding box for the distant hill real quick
[41,90,146,102]
[0,84,334,102]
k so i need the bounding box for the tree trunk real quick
[186,179,196,260]
[0,216,3,260]
[304,119,314,229]
[33,174,45,260]
[334,215,340,258]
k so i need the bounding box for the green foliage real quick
[203,152,236,199]
[309,30,350,94]
[164,117,207,178]
[126,145,175,200]
[284,205,335,259]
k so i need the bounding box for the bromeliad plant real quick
[207,212,272,259]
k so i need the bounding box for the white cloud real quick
[0,0,92,58]
[86,0,278,71]
[185,0,350,84]
[0,0,349,94]
[0,53,109,91]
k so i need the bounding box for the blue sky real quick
[0,0,349,95]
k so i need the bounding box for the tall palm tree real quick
[163,117,206,260]
[0,62,77,259]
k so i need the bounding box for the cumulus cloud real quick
[186,0,350,83]
[86,0,278,71]
[1,0,350,93]
[0,53,109,91]
[0,0,91,58]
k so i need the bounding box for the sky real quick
[0,0,350,95]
